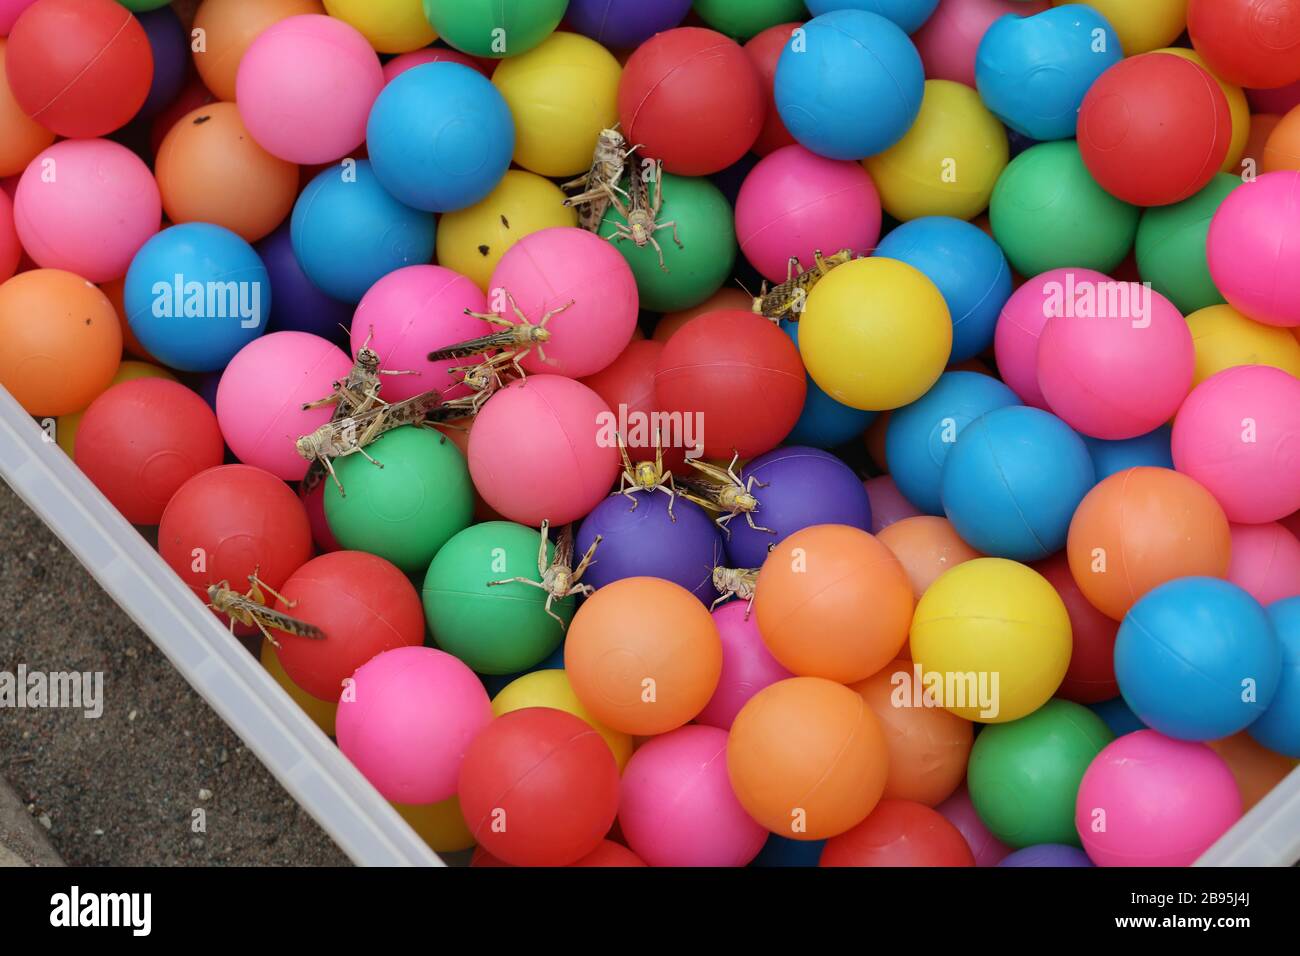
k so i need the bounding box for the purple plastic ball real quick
[725,446,872,568]
[256,222,353,346]
[564,0,694,49]
[998,844,1094,867]
[136,7,190,120]
[576,490,725,603]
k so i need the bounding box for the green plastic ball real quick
[117,0,172,10]
[966,699,1115,848]
[422,521,570,674]
[990,140,1139,278]
[1135,173,1240,315]
[600,172,736,312]
[421,0,566,58]
[324,426,473,574]
[692,0,809,39]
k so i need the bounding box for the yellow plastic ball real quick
[799,257,952,411]
[55,360,177,458]
[321,0,435,53]
[1155,47,1248,174]
[491,668,633,771]
[863,80,1008,222]
[435,170,577,290]
[491,31,621,178]
[260,639,338,737]
[910,558,1071,723]
[393,796,475,853]
[1186,304,1300,387]
[1053,0,1187,55]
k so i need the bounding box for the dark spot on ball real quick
[500,215,510,229]
[478,245,490,256]
[85,318,91,325]
[193,115,211,125]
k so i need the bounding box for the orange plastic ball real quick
[755,524,914,684]
[0,38,54,178]
[1067,466,1231,621]
[877,516,982,601]
[192,0,325,102]
[565,576,722,736]
[1207,732,1300,813]
[1263,104,1300,173]
[0,269,121,416]
[727,677,889,841]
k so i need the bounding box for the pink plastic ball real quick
[489,227,639,379]
[0,189,17,282]
[1037,283,1193,439]
[865,475,922,533]
[14,139,159,283]
[0,1,37,34]
[913,0,1049,88]
[1207,170,1300,328]
[351,264,489,403]
[1076,730,1241,866]
[1171,365,1300,524]
[216,331,353,481]
[336,645,492,804]
[300,480,342,554]
[618,725,767,867]
[235,15,383,164]
[382,47,491,84]
[934,784,1011,866]
[995,267,1109,409]
[1227,521,1300,605]
[468,375,620,525]
[694,601,794,730]
[734,145,882,284]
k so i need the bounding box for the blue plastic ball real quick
[1088,696,1146,737]
[940,405,1095,560]
[998,844,1094,867]
[775,9,924,161]
[125,223,270,373]
[1116,577,1282,742]
[256,222,352,346]
[888,371,1021,515]
[874,217,1013,361]
[975,4,1122,141]
[1248,597,1300,757]
[782,322,877,448]
[290,160,437,303]
[751,833,826,867]
[1081,426,1174,480]
[805,0,940,34]
[366,62,514,213]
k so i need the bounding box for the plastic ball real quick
[990,141,1139,277]
[999,844,1093,867]
[800,257,952,410]
[1034,551,1118,703]
[0,269,121,416]
[1076,730,1241,866]
[424,0,566,58]
[913,0,1048,88]
[975,4,1121,142]
[755,524,914,683]
[940,405,1095,561]
[0,0,37,34]
[1229,522,1300,606]
[1172,365,1300,524]
[695,601,793,730]
[864,475,924,532]
[656,288,751,343]
[491,669,633,771]
[910,557,1072,722]
[1055,0,1186,55]
[751,834,826,867]
[468,376,620,526]
[1157,47,1250,176]
[743,22,800,157]
[807,0,940,33]
[1207,731,1299,811]
[878,516,981,603]
[393,797,475,855]
[578,338,667,457]
[782,321,878,448]
[566,0,693,49]
[54,359,176,458]
[75,379,223,525]
[1135,174,1240,316]
[694,0,808,38]
[935,784,1011,866]
[135,7,189,121]
[0,37,52,177]
[1249,597,1300,757]
[322,0,435,53]
[820,799,976,866]
[255,223,352,342]
[1081,427,1174,480]
[290,161,436,304]
[382,47,491,83]
[774,10,924,161]
[191,0,324,103]
[260,638,337,738]
[1187,0,1300,90]
[1207,170,1300,328]
[1264,104,1300,173]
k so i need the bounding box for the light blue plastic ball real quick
[290,160,437,303]
[886,371,1021,514]
[805,0,940,34]
[940,404,1095,560]
[125,223,270,373]
[775,9,924,160]
[874,217,1012,361]
[782,322,877,448]
[975,4,1122,141]
[1248,597,1300,757]
[1116,577,1282,742]
[366,62,514,213]
[1081,426,1174,480]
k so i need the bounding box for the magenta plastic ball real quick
[1172,365,1300,524]
[351,264,489,403]
[864,475,922,533]
[1227,522,1300,605]
[618,724,767,867]
[694,601,794,730]
[215,332,353,481]
[14,139,160,282]
[468,375,620,526]
[734,145,882,283]
[300,480,342,554]
[913,0,1049,87]
[382,48,491,84]
[1075,730,1240,867]
[1207,170,1300,328]
[336,645,492,804]
[935,784,1011,866]
[489,227,639,378]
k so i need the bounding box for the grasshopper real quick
[562,126,637,233]
[751,249,854,323]
[603,157,682,273]
[488,520,601,630]
[300,326,419,420]
[207,569,325,649]
[616,428,677,519]
[675,453,775,538]
[427,290,572,381]
[439,350,519,417]
[711,566,759,618]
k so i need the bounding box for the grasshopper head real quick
[736,492,758,512]
[711,567,729,591]
[355,347,380,372]
[631,221,650,244]
[634,461,659,488]
[207,582,229,607]
[597,127,624,150]
[532,327,552,344]
[751,296,764,314]
[295,434,318,460]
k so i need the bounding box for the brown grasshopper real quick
[301,326,419,420]
[752,249,854,323]
[562,126,637,233]
[427,290,572,381]
[438,351,519,417]
[616,428,677,519]
[207,569,325,649]
[603,157,682,273]
[675,453,775,538]
[711,566,759,618]
[488,520,601,630]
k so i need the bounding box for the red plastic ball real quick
[470,839,646,867]
[654,310,806,460]
[75,379,224,526]
[1033,552,1118,704]
[819,799,976,867]
[4,0,152,138]
[272,551,425,702]
[1077,52,1232,207]
[617,27,763,176]
[458,707,621,867]
[1188,0,1300,90]
[743,22,800,157]
[580,337,685,472]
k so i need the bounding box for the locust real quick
[206,569,325,649]
[427,290,572,381]
[675,453,775,538]
[488,520,601,630]
[439,350,519,417]
[300,326,419,420]
[751,249,854,323]
[711,566,759,618]
[562,126,637,233]
[603,157,682,273]
[616,428,677,519]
